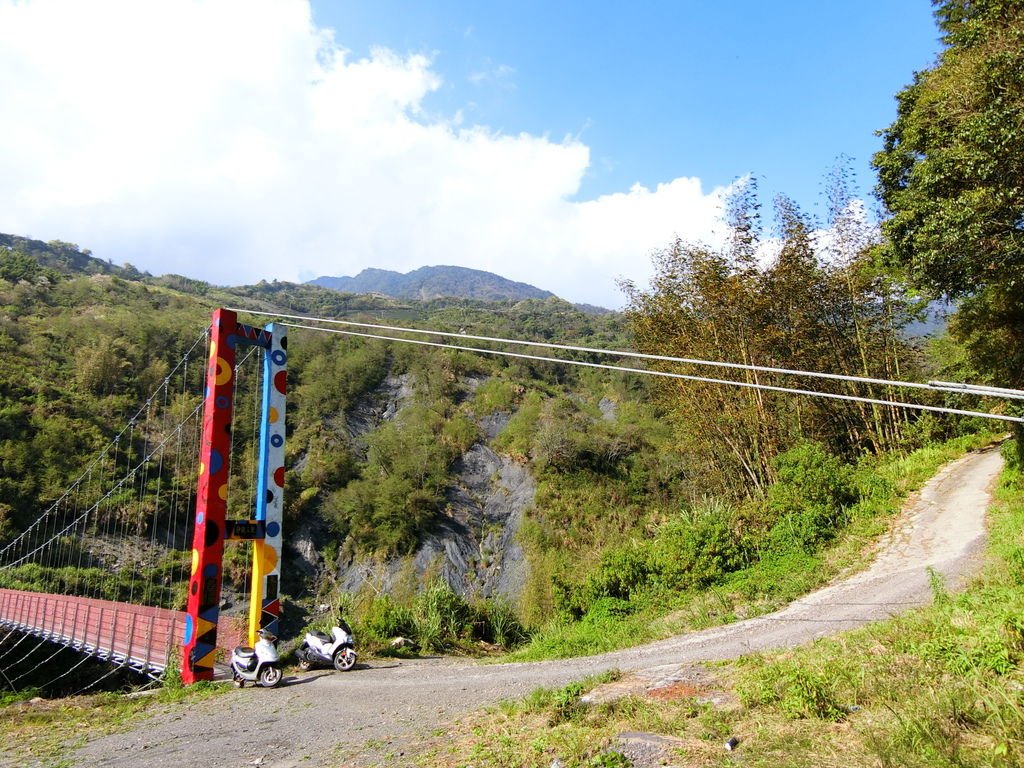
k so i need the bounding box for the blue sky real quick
[0,1,943,308]
[310,1,940,207]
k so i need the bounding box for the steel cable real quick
[1,401,205,570]
[280,321,1024,425]
[228,307,1024,401]
[0,630,33,664]
[34,648,96,693]
[69,659,128,697]
[7,641,68,685]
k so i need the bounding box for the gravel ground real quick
[37,448,1004,768]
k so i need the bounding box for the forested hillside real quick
[0,163,996,657]
[1,235,657,641]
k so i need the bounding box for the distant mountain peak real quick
[309,265,556,303]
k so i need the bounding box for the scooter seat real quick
[234,646,255,657]
[309,631,331,643]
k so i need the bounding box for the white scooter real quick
[230,628,283,688]
[296,619,357,672]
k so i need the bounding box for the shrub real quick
[764,442,855,552]
[548,680,587,725]
[362,594,416,641]
[581,596,636,625]
[473,378,520,414]
[551,500,749,619]
[414,579,471,651]
[1002,436,1023,474]
[553,545,651,621]
[652,510,748,590]
[470,598,528,648]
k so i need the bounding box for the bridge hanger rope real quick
[171,362,203,598]
[0,329,209,564]
[0,399,205,570]
[0,340,262,613]
[0,321,270,691]
[142,382,168,607]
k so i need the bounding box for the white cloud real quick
[468,61,515,86]
[0,0,730,308]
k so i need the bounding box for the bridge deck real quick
[0,589,223,678]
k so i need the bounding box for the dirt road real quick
[63,448,1003,768]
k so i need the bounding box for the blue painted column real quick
[248,323,286,645]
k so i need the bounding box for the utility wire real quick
[227,307,1024,401]
[279,321,1024,425]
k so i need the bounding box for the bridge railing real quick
[0,588,183,677]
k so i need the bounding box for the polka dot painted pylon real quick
[181,310,287,685]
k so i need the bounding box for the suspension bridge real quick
[1,306,1022,694]
[0,308,286,687]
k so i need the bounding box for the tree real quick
[873,0,1024,384]
[0,248,43,283]
[622,183,920,497]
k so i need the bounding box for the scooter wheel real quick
[259,665,283,688]
[333,648,356,672]
[233,677,244,688]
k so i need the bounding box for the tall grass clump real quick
[414,578,471,652]
[316,579,528,656]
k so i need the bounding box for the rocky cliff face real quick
[288,373,535,602]
[333,443,533,599]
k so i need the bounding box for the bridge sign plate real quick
[225,519,265,540]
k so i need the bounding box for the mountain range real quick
[310,265,556,303]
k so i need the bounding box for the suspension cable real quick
[0,330,208,563]
[279,321,1024,425]
[226,307,1024,401]
[0,331,209,565]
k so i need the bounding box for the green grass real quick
[415,673,631,768]
[0,675,225,766]
[727,443,1024,766]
